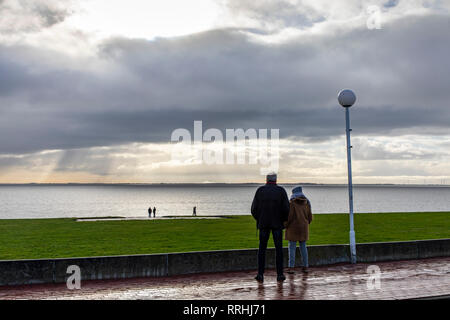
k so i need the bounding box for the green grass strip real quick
[0,212,449,260]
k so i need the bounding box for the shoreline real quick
[1,183,450,187]
[2,211,450,221]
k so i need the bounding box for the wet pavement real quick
[1,257,449,300]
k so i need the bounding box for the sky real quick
[0,0,449,184]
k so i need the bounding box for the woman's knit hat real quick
[291,186,306,200]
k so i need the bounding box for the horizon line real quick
[0,182,449,187]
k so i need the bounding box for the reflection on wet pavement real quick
[0,257,449,300]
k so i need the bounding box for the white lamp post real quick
[338,89,357,264]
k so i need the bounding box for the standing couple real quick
[251,173,313,282]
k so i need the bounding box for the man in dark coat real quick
[153,207,156,218]
[251,173,289,282]
[148,207,152,218]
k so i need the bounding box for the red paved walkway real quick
[1,257,449,300]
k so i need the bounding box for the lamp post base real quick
[350,230,356,264]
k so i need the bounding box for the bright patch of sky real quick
[63,0,224,40]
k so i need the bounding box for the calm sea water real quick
[1,184,450,219]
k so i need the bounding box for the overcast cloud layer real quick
[0,0,449,183]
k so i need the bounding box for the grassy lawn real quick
[0,212,449,260]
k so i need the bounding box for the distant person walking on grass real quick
[251,173,290,282]
[153,207,156,218]
[193,206,197,216]
[285,186,312,274]
[148,207,152,218]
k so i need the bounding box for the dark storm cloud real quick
[0,0,74,34]
[384,0,400,8]
[225,0,326,29]
[0,13,449,155]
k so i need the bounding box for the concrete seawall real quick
[1,239,449,286]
